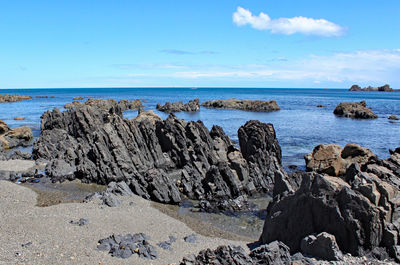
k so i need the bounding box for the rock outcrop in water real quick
[0,94,32,103]
[0,120,33,149]
[64,98,143,111]
[260,146,400,262]
[156,98,200,113]
[304,143,376,176]
[349,84,395,92]
[202,98,280,112]
[333,100,378,119]
[33,103,286,212]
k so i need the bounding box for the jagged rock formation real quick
[33,104,286,211]
[202,98,280,112]
[156,98,200,113]
[349,84,395,92]
[0,94,32,103]
[64,98,143,111]
[261,147,400,262]
[304,143,376,176]
[333,100,378,119]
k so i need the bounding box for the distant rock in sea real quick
[64,98,143,111]
[0,94,32,103]
[349,84,395,92]
[333,100,378,119]
[388,115,399,120]
[72,96,84,100]
[202,98,280,112]
[13,117,25,120]
[156,98,200,113]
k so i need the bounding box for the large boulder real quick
[300,232,343,261]
[156,98,200,113]
[33,104,286,211]
[305,143,376,176]
[333,101,378,119]
[262,147,400,260]
[202,98,280,112]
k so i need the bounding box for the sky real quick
[0,0,399,88]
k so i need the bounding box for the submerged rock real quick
[33,104,286,212]
[388,115,399,121]
[333,101,378,119]
[156,98,200,113]
[202,98,280,112]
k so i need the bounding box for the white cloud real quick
[233,6,344,37]
[123,49,400,87]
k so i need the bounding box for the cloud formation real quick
[123,49,400,87]
[233,6,344,37]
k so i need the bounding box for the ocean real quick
[1,87,399,169]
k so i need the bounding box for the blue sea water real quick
[0,87,399,168]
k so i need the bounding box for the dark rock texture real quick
[349,84,395,92]
[388,115,399,121]
[157,236,177,250]
[0,94,32,103]
[202,98,280,112]
[97,233,157,260]
[300,232,343,261]
[261,147,400,261]
[33,105,286,212]
[180,241,292,265]
[156,98,200,113]
[333,101,378,119]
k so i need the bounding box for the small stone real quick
[184,234,199,243]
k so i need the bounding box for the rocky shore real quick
[1,95,400,264]
[156,98,200,113]
[202,98,280,112]
[33,101,286,212]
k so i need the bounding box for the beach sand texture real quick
[0,180,249,265]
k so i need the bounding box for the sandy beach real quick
[0,180,249,265]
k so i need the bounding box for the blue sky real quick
[1,0,399,88]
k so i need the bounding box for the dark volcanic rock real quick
[157,235,177,250]
[97,233,157,259]
[202,98,280,112]
[333,100,378,119]
[156,98,200,113]
[260,172,385,256]
[0,94,32,103]
[388,115,399,121]
[262,146,400,260]
[33,104,286,212]
[300,232,343,261]
[180,241,292,265]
